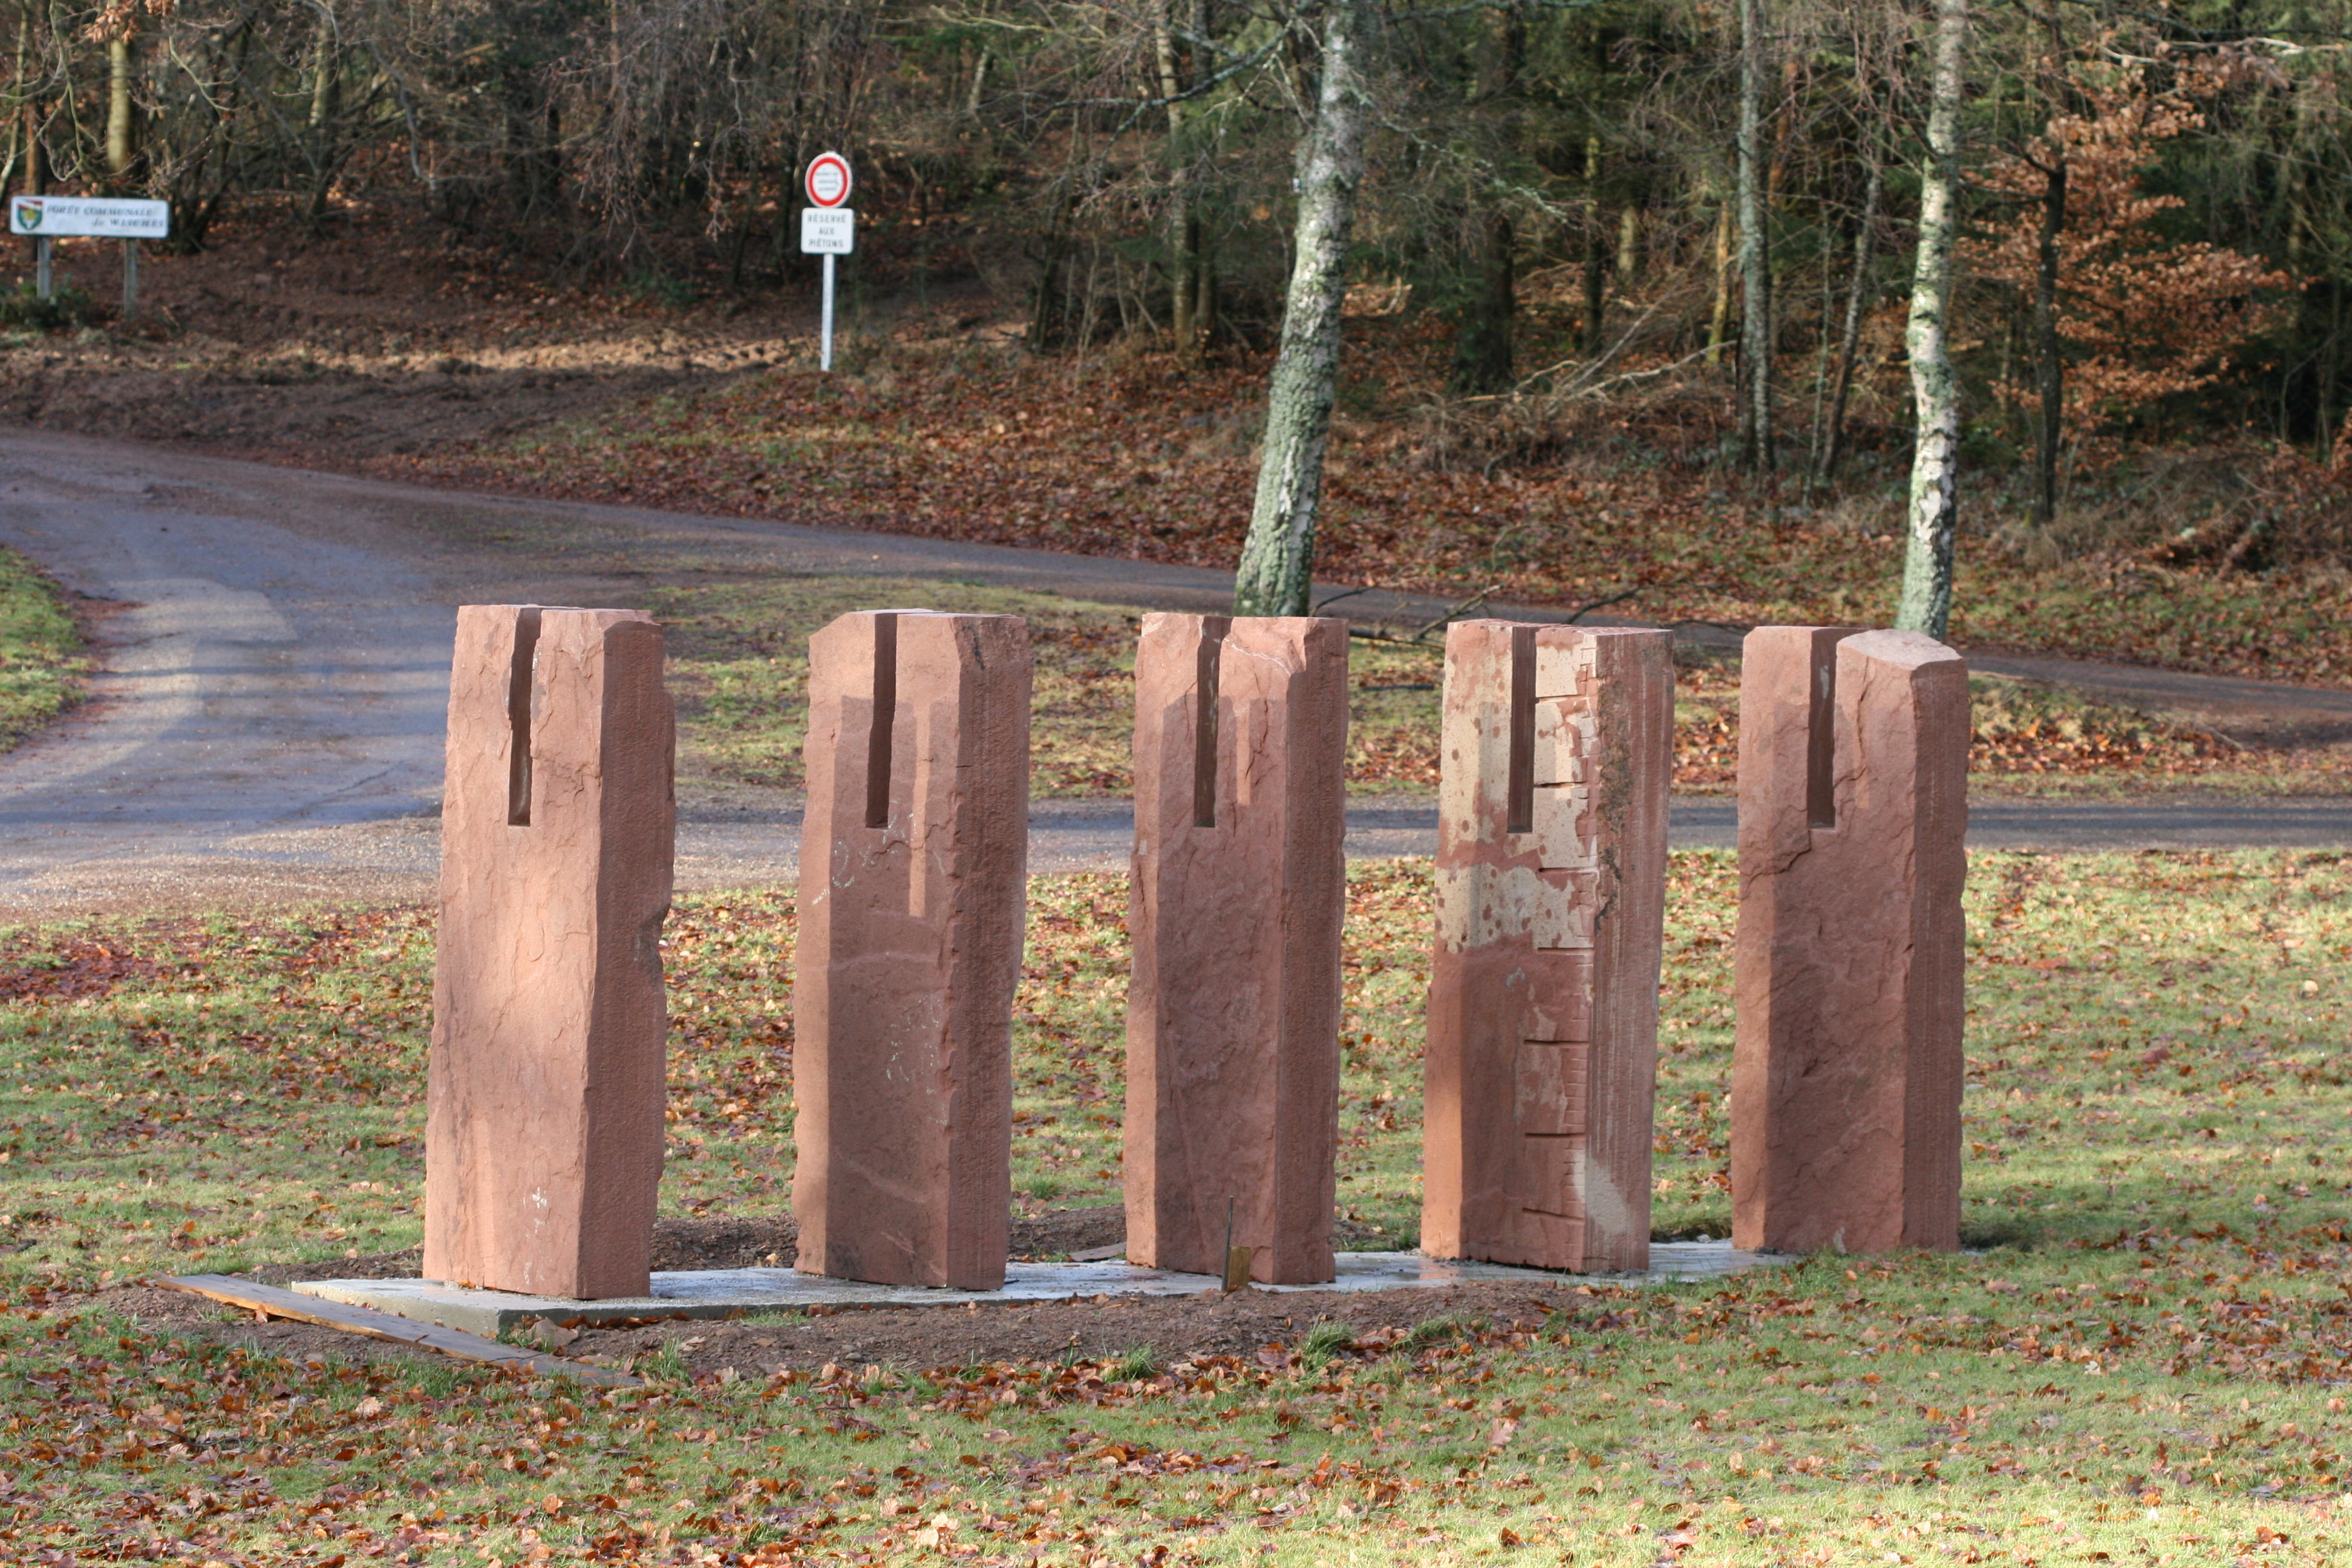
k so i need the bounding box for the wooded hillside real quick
[5,0,2348,573]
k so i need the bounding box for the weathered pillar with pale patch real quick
[425,605,676,1300]
[1422,621,1671,1273]
[1731,626,1968,1255]
[791,610,1031,1290]
[1125,614,1348,1285]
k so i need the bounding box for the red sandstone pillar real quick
[1125,614,1348,1285]
[425,605,676,1299]
[1731,627,1968,1254]
[792,610,1031,1289]
[1422,622,1671,1273]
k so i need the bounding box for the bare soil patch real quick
[2,201,840,466]
[98,1207,1412,1377]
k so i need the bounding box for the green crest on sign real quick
[16,205,39,233]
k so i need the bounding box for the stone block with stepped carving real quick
[1422,622,1671,1273]
[1125,614,1348,1285]
[425,605,676,1300]
[792,610,1031,1289]
[1731,627,1968,1255]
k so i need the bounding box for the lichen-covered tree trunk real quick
[1735,0,1771,471]
[1232,0,1370,619]
[1896,0,1969,639]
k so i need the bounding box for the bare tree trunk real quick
[1736,0,1772,471]
[1155,2,1200,365]
[1896,0,1968,639]
[1815,149,1881,486]
[1232,0,1370,618]
[1615,205,1639,279]
[1449,0,1523,394]
[2030,1,2068,532]
[105,33,134,181]
[1581,133,1606,356]
[1,7,25,198]
[2321,276,2344,464]
[1707,199,1733,364]
[1805,219,1835,487]
[1451,206,1515,392]
[304,4,344,222]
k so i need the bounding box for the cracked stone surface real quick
[1731,626,1968,1255]
[1125,614,1349,1285]
[791,610,1031,1290]
[424,605,675,1300]
[1422,622,1671,1274]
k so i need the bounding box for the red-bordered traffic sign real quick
[804,152,854,209]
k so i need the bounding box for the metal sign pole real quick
[123,240,137,318]
[821,252,835,373]
[35,237,51,301]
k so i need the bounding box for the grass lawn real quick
[0,541,88,753]
[648,573,2264,799]
[2,850,2348,1563]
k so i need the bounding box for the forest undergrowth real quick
[378,316,2352,693]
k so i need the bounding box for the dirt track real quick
[1,424,2347,918]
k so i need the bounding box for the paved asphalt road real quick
[0,426,2344,915]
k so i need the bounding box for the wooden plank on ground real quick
[154,1275,639,1388]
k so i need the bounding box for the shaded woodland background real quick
[5,0,2352,572]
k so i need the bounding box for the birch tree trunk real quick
[1736,0,1772,471]
[1232,0,1370,618]
[1896,0,1968,639]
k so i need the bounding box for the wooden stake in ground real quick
[1422,622,1671,1273]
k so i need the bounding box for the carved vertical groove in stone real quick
[863,612,899,830]
[1731,626,1968,1255]
[1192,616,1229,828]
[1126,613,1347,1285]
[1423,621,1668,1273]
[504,607,541,828]
[425,604,675,1301]
[792,610,1031,1290]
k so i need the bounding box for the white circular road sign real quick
[804,152,854,209]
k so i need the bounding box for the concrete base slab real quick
[290,1242,1787,1337]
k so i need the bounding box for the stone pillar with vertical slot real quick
[792,610,1031,1290]
[425,605,676,1300]
[1731,627,1968,1255]
[1125,614,1348,1285]
[1422,622,1671,1273]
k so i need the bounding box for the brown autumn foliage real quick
[1968,53,2298,447]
